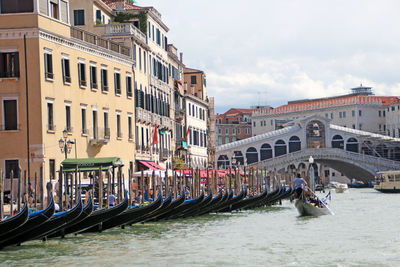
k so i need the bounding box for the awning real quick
[61,157,123,172]
[138,160,165,171]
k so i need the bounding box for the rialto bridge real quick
[215,115,400,183]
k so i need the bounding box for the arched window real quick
[246,147,258,164]
[260,143,273,161]
[217,155,229,169]
[332,135,344,149]
[289,136,301,153]
[346,137,358,153]
[232,151,244,166]
[274,140,287,157]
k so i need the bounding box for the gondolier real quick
[294,173,307,198]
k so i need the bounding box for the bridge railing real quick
[250,148,400,171]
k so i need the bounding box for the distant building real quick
[216,108,255,145]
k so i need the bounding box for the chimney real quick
[180,52,183,63]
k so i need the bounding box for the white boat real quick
[374,170,400,193]
[335,183,349,193]
[295,191,334,216]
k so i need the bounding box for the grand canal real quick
[1,189,399,266]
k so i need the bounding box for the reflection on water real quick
[1,189,400,266]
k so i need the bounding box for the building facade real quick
[216,108,254,145]
[0,0,135,184]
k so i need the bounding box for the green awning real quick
[61,157,123,172]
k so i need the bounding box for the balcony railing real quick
[70,26,131,58]
[103,23,147,44]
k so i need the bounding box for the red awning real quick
[138,160,157,171]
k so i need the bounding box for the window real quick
[225,137,229,144]
[245,128,250,134]
[65,104,71,132]
[3,99,18,130]
[50,0,59,19]
[325,113,328,118]
[73,10,85,26]
[331,113,333,119]
[1,0,33,13]
[218,128,222,134]
[237,128,241,134]
[126,75,132,97]
[114,71,121,95]
[225,128,229,135]
[138,47,142,71]
[44,52,53,80]
[103,111,109,139]
[101,67,108,92]
[260,121,263,127]
[383,111,386,117]
[352,110,355,117]
[90,64,97,89]
[232,128,236,135]
[78,62,86,87]
[5,159,19,178]
[81,106,87,134]
[253,122,256,127]
[218,136,222,145]
[359,124,362,130]
[61,57,71,84]
[143,51,146,74]
[379,110,381,117]
[343,111,346,118]
[116,112,121,138]
[0,51,19,78]
[49,159,55,180]
[128,115,133,140]
[191,75,197,84]
[92,109,98,139]
[359,110,362,116]
[47,101,54,131]
[188,103,191,116]
[96,10,101,22]
[352,124,355,129]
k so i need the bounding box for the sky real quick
[141,0,400,114]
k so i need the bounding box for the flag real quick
[152,124,158,146]
[184,127,191,141]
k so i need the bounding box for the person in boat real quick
[294,173,307,198]
[185,187,191,198]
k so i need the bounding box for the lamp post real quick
[59,129,74,159]
[308,156,315,192]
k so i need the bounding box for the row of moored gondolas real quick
[0,186,294,250]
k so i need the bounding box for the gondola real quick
[145,190,185,222]
[85,193,163,232]
[248,187,281,209]
[133,193,173,223]
[0,198,29,238]
[1,197,83,247]
[210,190,232,212]
[177,190,214,219]
[295,191,334,216]
[223,188,269,212]
[59,196,128,235]
[0,196,55,249]
[160,192,204,221]
[47,192,94,239]
[215,189,246,212]
[196,191,223,217]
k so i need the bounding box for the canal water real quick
[1,189,399,266]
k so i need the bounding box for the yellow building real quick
[0,0,135,191]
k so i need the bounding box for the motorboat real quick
[335,183,349,193]
[374,170,400,193]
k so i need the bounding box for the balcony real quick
[136,108,153,124]
[160,149,169,161]
[89,127,110,145]
[70,27,131,58]
[102,23,147,44]
[175,106,185,121]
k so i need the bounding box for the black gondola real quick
[196,191,223,217]
[85,193,163,232]
[165,192,205,220]
[47,193,94,239]
[146,190,186,222]
[210,190,231,212]
[0,199,29,238]
[59,196,128,235]
[1,197,83,247]
[224,188,269,212]
[0,196,55,249]
[177,190,214,219]
[132,193,173,223]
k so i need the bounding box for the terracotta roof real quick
[253,95,400,117]
[102,0,149,10]
[184,67,203,74]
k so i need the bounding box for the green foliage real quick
[114,11,148,34]
[173,157,188,170]
[96,19,102,25]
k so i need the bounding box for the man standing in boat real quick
[294,173,307,198]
